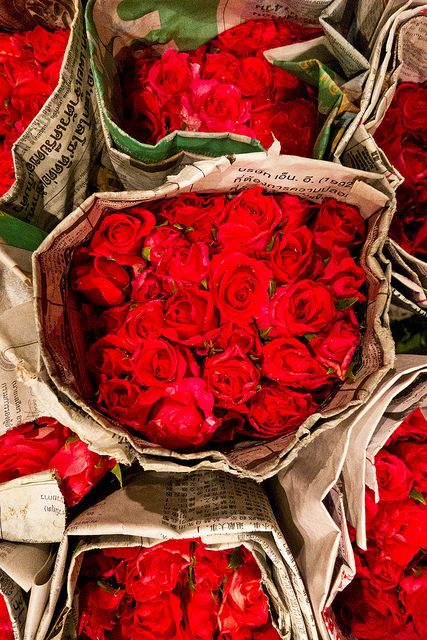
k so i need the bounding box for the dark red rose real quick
[133,378,219,449]
[389,409,427,443]
[70,251,130,307]
[132,338,198,387]
[309,311,360,379]
[216,187,283,253]
[247,384,315,439]
[214,19,279,55]
[194,545,231,590]
[272,65,304,102]
[203,345,260,409]
[271,280,336,336]
[313,198,366,253]
[394,442,427,493]
[318,246,366,300]
[162,288,218,346]
[262,337,330,389]
[275,194,317,231]
[269,98,318,157]
[86,335,131,380]
[131,268,164,303]
[119,301,165,348]
[210,252,271,323]
[159,192,225,228]
[238,56,272,97]
[362,547,404,592]
[97,303,131,337]
[400,570,427,639]
[78,581,124,639]
[374,450,414,501]
[269,225,322,284]
[91,209,155,262]
[148,50,195,99]
[398,82,427,133]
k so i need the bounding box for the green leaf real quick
[336,297,359,310]
[304,333,317,341]
[227,547,244,570]
[259,327,272,340]
[268,280,277,297]
[142,246,151,261]
[200,278,208,289]
[173,223,184,230]
[266,235,275,252]
[110,463,123,489]
[410,489,426,505]
[327,367,335,375]
[64,435,79,449]
[96,580,121,595]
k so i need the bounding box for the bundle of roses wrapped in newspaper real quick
[0,1,424,639]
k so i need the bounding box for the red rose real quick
[162,288,218,346]
[269,225,322,284]
[186,80,251,134]
[159,193,225,228]
[125,541,191,601]
[97,303,131,337]
[127,592,183,640]
[313,198,366,253]
[119,301,165,348]
[28,25,69,64]
[152,237,210,286]
[371,500,425,566]
[50,438,113,507]
[204,52,241,86]
[0,145,15,194]
[275,194,317,232]
[216,186,283,253]
[0,595,13,640]
[91,209,155,262]
[214,19,278,55]
[271,280,336,335]
[318,246,366,301]
[219,549,269,637]
[194,546,231,590]
[148,50,195,99]
[398,82,427,133]
[309,311,360,379]
[400,571,427,638]
[131,269,164,303]
[238,56,272,97]
[186,587,220,640]
[134,378,219,449]
[144,226,192,265]
[389,409,427,443]
[362,547,404,591]
[272,65,304,102]
[128,87,166,145]
[212,321,262,358]
[253,624,282,640]
[78,582,124,639]
[374,450,414,501]
[132,338,198,387]
[97,378,141,425]
[262,337,330,389]
[247,384,315,439]
[394,442,427,493]
[70,251,130,307]
[203,345,260,409]
[86,335,131,380]
[269,98,318,156]
[210,252,271,323]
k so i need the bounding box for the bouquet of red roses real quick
[77,539,281,640]
[333,408,427,640]
[0,417,115,507]
[0,25,70,196]
[374,82,427,261]
[117,17,320,155]
[68,187,366,451]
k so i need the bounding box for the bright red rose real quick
[91,209,155,261]
[204,52,241,86]
[216,186,283,254]
[210,252,271,323]
[159,192,226,228]
[271,280,336,336]
[186,79,251,134]
[203,345,260,409]
[318,246,366,301]
[70,251,130,307]
[309,312,360,380]
[128,592,183,640]
[97,378,141,425]
[86,335,131,380]
[119,301,165,348]
[374,449,414,501]
[148,49,195,99]
[269,225,322,284]
[212,321,262,358]
[262,337,331,389]
[247,384,315,439]
[152,237,210,285]
[132,338,198,387]
[370,499,425,566]
[186,587,220,640]
[389,409,427,443]
[78,581,124,639]
[131,268,164,303]
[162,288,218,346]
[313,198,366,253]
[126,540,191,601]
[400,570,427,638]
[134,378,219,449]
[238,56,272,97]
[194,545,232,590]
[394,442,427,493]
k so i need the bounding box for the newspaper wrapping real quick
[0,0,106,253]
[32,151,394,480]
[84,0,390,190]
[34,469,318,640]
[269,354,427,640]
[345,2,427,314]
[0,242,134,545]
[0,541,54,640]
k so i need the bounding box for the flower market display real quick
[0,2,424,640]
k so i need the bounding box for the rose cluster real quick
[0,25,70,195]
[118,18,320,154]
[77,539,281,640]
[374,82,427,260]
[334,408,427,639]
[0,595,12,640]
[70,187,366,451]
[0,417,115,507]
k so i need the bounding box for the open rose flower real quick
[70,189,366,450]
